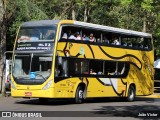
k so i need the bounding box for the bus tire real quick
[75,86,84,104]
[127,85,135,102]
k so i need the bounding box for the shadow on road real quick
[14,97,160,118]
[92,105,160,119]
[15,97,157,105]
[15,98,75,106]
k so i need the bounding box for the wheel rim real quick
[129,89,134,100]
[79,90,83,99]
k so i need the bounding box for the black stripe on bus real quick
[109,78,124,97]
[86,78,89,87]
[87,45,95,58]
[99,46,142,70]
[96,78,112,86]
[121,78,127,96]
[76,53,81,57]
[128,62,141,70]
[54,77,69,83]
[96,78,126,97]
[58,39,152,51]
[121,78,127,85]
[63,42,68,57]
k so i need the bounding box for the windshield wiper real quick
[36,73,46,81]
[17,76,30,79]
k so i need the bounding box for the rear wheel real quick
[75,86,84,104]
[127,85,135,102]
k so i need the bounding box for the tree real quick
[1,0,160,94]
[7,0,48,48]
[0,0,6,95]
[0,0,49,95]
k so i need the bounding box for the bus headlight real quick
[11,80,16,90]
[42,80,53,90]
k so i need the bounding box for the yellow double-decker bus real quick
[11,20,154,103]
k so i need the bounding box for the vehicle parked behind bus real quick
[5,59,11,90]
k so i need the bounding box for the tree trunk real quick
[142,15,147,32]
[1,22,6,96]
[72,7,76,20]
[0,0,6,96]
[84,3,89,22]
[84,5,87,22]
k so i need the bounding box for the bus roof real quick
[74,21,151,38]
[21,20,151,37]
[21,20,60,27]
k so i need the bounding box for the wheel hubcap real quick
[79,90,83,99]
[129,89,134,99]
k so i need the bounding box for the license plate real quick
[25,92,32,96]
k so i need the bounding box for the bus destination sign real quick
[15,42,54,51]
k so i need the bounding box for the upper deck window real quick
[17,26,56,41]
[59,25,152,51]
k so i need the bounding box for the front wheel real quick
[75,86,84,104]
[127,86,135,102]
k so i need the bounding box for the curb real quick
[144,95,160,98]
[138,94,160,99]
[0,92,11,97]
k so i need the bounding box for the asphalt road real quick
[0,96,160,120]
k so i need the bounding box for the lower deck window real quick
[66,58,129,78]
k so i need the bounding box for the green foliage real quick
[121,0,132,6]
[3,0,160,58]
[141,0,154,11]
[6,0,48,50]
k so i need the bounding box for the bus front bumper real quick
[11,88,54,98]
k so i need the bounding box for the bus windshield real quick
[17,26,56,41]
[13,53,52,83]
